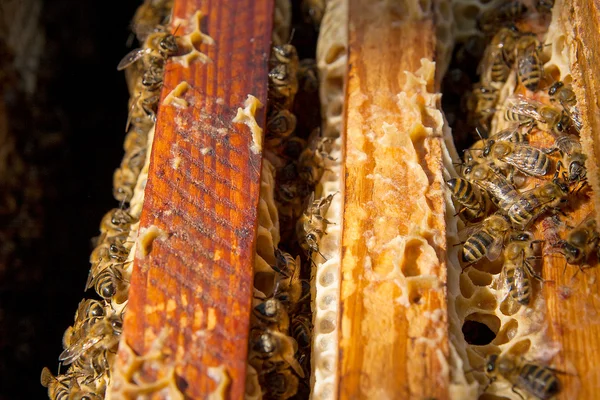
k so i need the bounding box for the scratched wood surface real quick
[337,1,450,399]
[110,0,273,398]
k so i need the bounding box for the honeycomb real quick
[443,1,584,398]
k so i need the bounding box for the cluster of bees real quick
[447,1,596,398]
[40,195,139,397]
[41,1,175,398]
[248,3,336,396]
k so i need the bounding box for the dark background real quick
[0,0,139,398]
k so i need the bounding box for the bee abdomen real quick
[517,54,542,91]
[520,364,560,399]
[462,231,493,263]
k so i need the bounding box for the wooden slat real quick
[111,0,273,398]
[337,2,450,399]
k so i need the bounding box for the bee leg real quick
[510,385,526,400]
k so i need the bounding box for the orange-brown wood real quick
[111,0,273,398]
[338,2,450,399]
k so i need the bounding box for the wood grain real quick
[338,1,450,399]
[110,0,273,398]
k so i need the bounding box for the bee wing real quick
[487,235,504,262]
[117,48,149,71]
[505,94,544,121]
[491,127,525,143]
[502,144,549,176]
[58,334,103,365]
[458,221,485,242]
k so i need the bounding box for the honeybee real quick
[463,163,519,213]
[99,208,135,238]
[556,215,599,265]
[41,367,70,400]
[482,140,550,179]
[298,131,333,187]
[483,354,560,400]
[90,237,130,265]
[507,175,569,229]
[290,314,312,350]
[490,127,529,144]
[59,314,123,366]
[478,1,528,33]
[503,232,543,306]
[253,297,290,332]
[87,263,127,300]
[273,248,298,277]
[274,255,308,311]
[297,193,336,257]
[297,58,319,93]
[461,213,511,264]
[544,134,587,184]
[266,109,297,148]
[301,0,325,30]
[249,329,304,378]
[446,178,486,221]
[514,34,544,92]
[468,84,499,128]
[268,63,299,109]
[113,167,137,203]
[270,44,299,73]
[117,28,178,71]
[480,27,519,85]
[68,378,104,400]
[548,81,582,132]
[141,56,165,91]
[70,348,111,387]
[504,95,567,133]
[262,366,300,400]
[74,299,106,325]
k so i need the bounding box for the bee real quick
[90,237,130,265]
[467,84,499,129]
[514,34,543,92]
[463,163,520,213]
[59,314,123,366]
[253,297,290,332]
[556,215,599,265]
[262,366,300,400]
[482,140,550,179]
[74,299,106,324]
[67,378,104,400]
[117,28,178,71]
[507,175,569,229]
[301,0,325,30]
[504,94,566,133]
[490,127,529,144]
[70,348,111,388]
[273,248,298,277]
[40,367,70,400]
[265,109,297,148]
[87,263,127,300]
[480,27,519,85]
[503,232,543,306]
[297,193,336,258]
[461,213,511,264]
[268,63,299,109]
[274,256,308,311]
[483,354,560,400]
[249,329,304,378]
[270,44,299,73]
[446,178,486,221]
[113,165,138,204]
[140,56,165,91]
[99,208,135,236]
[478,2,528,33]
[298,130,333,187]
[548,81,582,132]
[298,58,319,93]
[290,314,312,350]
[544,134,587,184]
